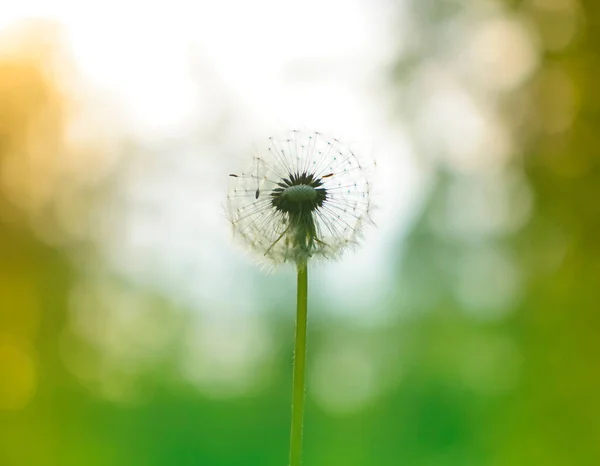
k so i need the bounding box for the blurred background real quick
[0,0,598,465]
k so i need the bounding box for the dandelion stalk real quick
[289,263,308,466]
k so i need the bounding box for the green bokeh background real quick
[2,1,600,465]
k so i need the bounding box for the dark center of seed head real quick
[270,174,327,214]
[282,185,317,203]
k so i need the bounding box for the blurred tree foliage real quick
[392,0,600,465]
[504,0,600,464]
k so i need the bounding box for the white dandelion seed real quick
[227,130,375,266]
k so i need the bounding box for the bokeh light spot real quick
[455,246,522,320]
[0,340,37,411]
[180,313,274,399]
[467,16,539,92]
[310,338,383,415]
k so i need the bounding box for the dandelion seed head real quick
[227,130,375,267]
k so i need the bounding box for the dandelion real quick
[227,130,374,466]
[227,130,374,266]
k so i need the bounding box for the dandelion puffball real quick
[227,130,374,266]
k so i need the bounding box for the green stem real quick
[289,263,308,466]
